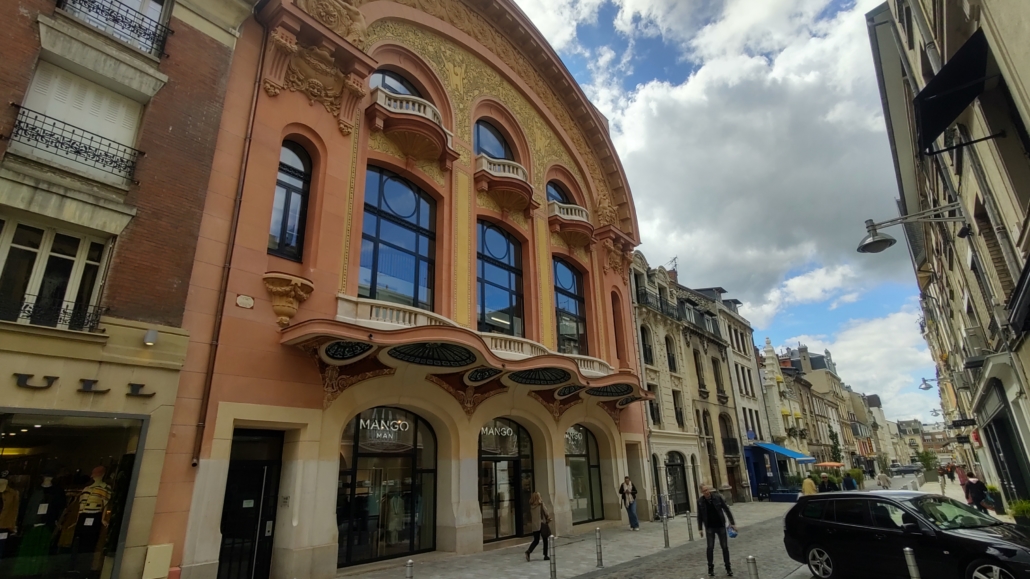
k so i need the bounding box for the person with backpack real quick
[841,473,858,491]
[966,472,991,514]
[697,484,736,577]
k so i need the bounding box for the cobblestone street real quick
[340,502,800,579]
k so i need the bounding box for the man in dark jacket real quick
[818,473,840,493]
[697,484,736,577]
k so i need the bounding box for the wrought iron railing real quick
[7,106,142,180]
[667,352,677,373]
[0,294,106,332]
[58,0,172,56]
[642,343,654,366]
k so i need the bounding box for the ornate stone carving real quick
[263,27,298,97]
[597,400,622,427]
[602,239,622,276]
[528,390,583,421]
[262,272,314,327]
[322,366,394,408]
[596,192,618,227]
[296,0,368,49]
[426,374,506,417]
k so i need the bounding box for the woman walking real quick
[526,491,552,561]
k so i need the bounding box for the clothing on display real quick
[0,472,22,562]
[13,478,66,576]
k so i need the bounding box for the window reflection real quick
[565,425,603,523]
[268,142,310,261]
[477,221,523,336]
[554,258,587,355]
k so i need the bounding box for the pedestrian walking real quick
[877,471,892,489]
[619,476,640,531]
[818,473,839,493]
[939,472,947,494]
[697,484,736,577]
[801,477,818,495]
[525,491,551,561]
[946,463,956,482]
[966,473,990,514]
[842,473,858,491]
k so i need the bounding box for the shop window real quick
[360,167,436,310]
[480,418,534,540]
[474,120,513,160]
[0,412,143,577]
[370,70,422,98]
[554,258,587,355]
[665,452,690,514]
[337,407,436,566]
[476,221,523,336]
[565,424,603,524]
[546,181,571,204]
[0,216,107,332]
[268,142,311,261]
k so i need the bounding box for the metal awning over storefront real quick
[754,442,816,464]
[913,28,990,152]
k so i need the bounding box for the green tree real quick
[916,450,938,471]
[876,453,891,473]
[828,428,844,463]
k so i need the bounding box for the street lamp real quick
[918,378,937,390]
[857,202,968,254]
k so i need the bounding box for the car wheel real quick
[967,559,1015,579]
[806,545,835,579]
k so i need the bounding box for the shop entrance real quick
[666,452,690,514]
[217,429,284,579]
[479,418,533,542]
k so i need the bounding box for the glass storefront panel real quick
[0,412,143,579]
[337,407,436,568]
[565,425,604,524]
[479,418,533,541]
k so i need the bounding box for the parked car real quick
[783,490,1030,579]
[891,464,924,477]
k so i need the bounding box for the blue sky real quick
[512,0,939,421]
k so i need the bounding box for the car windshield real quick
[906,495,1002,529]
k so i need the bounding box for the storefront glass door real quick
[666,452,690,514]
[479,418,533,541]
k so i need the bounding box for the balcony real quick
[722,437,741,456]
[365,88,459,170]
[717,388,729,404]
[0,294,105,333]
[636,290,682,321]
[6,106,141,184]
[547,201,594,248]
[474,155,536,217]
[58,0,172,57]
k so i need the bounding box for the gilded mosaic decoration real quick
[368,131,446,185]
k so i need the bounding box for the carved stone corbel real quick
[262,272,314,327]
[263,27,298,97]
[337,74,367,135]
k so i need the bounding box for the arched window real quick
[641,326,654,365]
[554,258,587,355]
[480,418,533,540]
[370,69,421,97]
[268,141,311,260]
[546,181,570,204]
[360,166,436,310]
[474,120,513,160]
[477,221,523,336]
[611,292,626,362]
[665,336,677,372]
[665,452,690,514]
[693,349,706,389]
[566,424,603,523]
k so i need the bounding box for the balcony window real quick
[693,349,706,390]
[268,142,311,261]
[666,336,677,372]
[370,70,421,97]
[647,384,661,426]
[554,258,587,355]
[474,120,513,160]
[59,0,171,56]
[546,181,571,204]
[712,357,725,393]
[641,326,654,366]
[360,167,436,310]
[477,221,523,335]
[0,217,107,332]
[672,390,685,427]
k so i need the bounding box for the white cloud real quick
[782,306,938,422]
[740,265,860,328]
[512,0,606,52]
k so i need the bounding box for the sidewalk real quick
[336,501,794,579]
[935,476,1016,524]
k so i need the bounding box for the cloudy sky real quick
[512,0,939,422]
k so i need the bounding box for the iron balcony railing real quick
[7,106,142,181]
[649,399,661,426]
[722,437,741,456]
[636,289,683,320]
[642,343,654,366]
[58,0,173,56]
[0,294,106,332]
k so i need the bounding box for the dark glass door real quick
[217,430,284,579]
[481,459,522,541]
[667,463,690,513]
[983,416,1030,500]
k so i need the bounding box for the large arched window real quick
[477,221,523,336]
[641,326,654,365]
[338,407,436,566]
[546,181,570,204]
[554,258,587,355]
[370,70,421,97]
[268,141,311,260]
[474,120,513,160]
[565,424,603,524]
[360,167,436,310]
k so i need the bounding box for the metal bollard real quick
[662,514,670,548]
[549,535,557,579]
[595,527,603,568]
[746,556,759,579]
[687,512,694,541]
[405,559,413,579]
[904,548,920,579]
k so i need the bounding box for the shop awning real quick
[754,442,816,464]
[914,28,990,152]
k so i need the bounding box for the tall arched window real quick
[666,452,690,514]
[474,120,513,160]
[546,181,570,204]
[554,258,587,355]
[566,424,603,524]
[665,336,677,372]
[641,326,654,365]
[693,349,706,389]
[360,167,436,310]
[268,141,311,260]
[611,292,626,362]
[477,221,523,336]
[370,70,421,97]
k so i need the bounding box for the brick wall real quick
[0,0,51,153]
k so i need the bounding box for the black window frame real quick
[359,166,436,310]
[641,326,654,365]
[554,257,588,355]
[370,69,422,97]
[666,335,677,372]
[477,220,524,336]
[474,120,513,160]
[546,181,571,204]
[267,141,311,261]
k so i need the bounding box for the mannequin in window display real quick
[13,472,64,577]
[0,471,22,561]
[70,467,110,575]
[387,492,405,545]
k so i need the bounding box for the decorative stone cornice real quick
[296,0,368,48]
[262,272,314,327]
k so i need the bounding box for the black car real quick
[783,490,1030,579]
[891,464,924,477]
